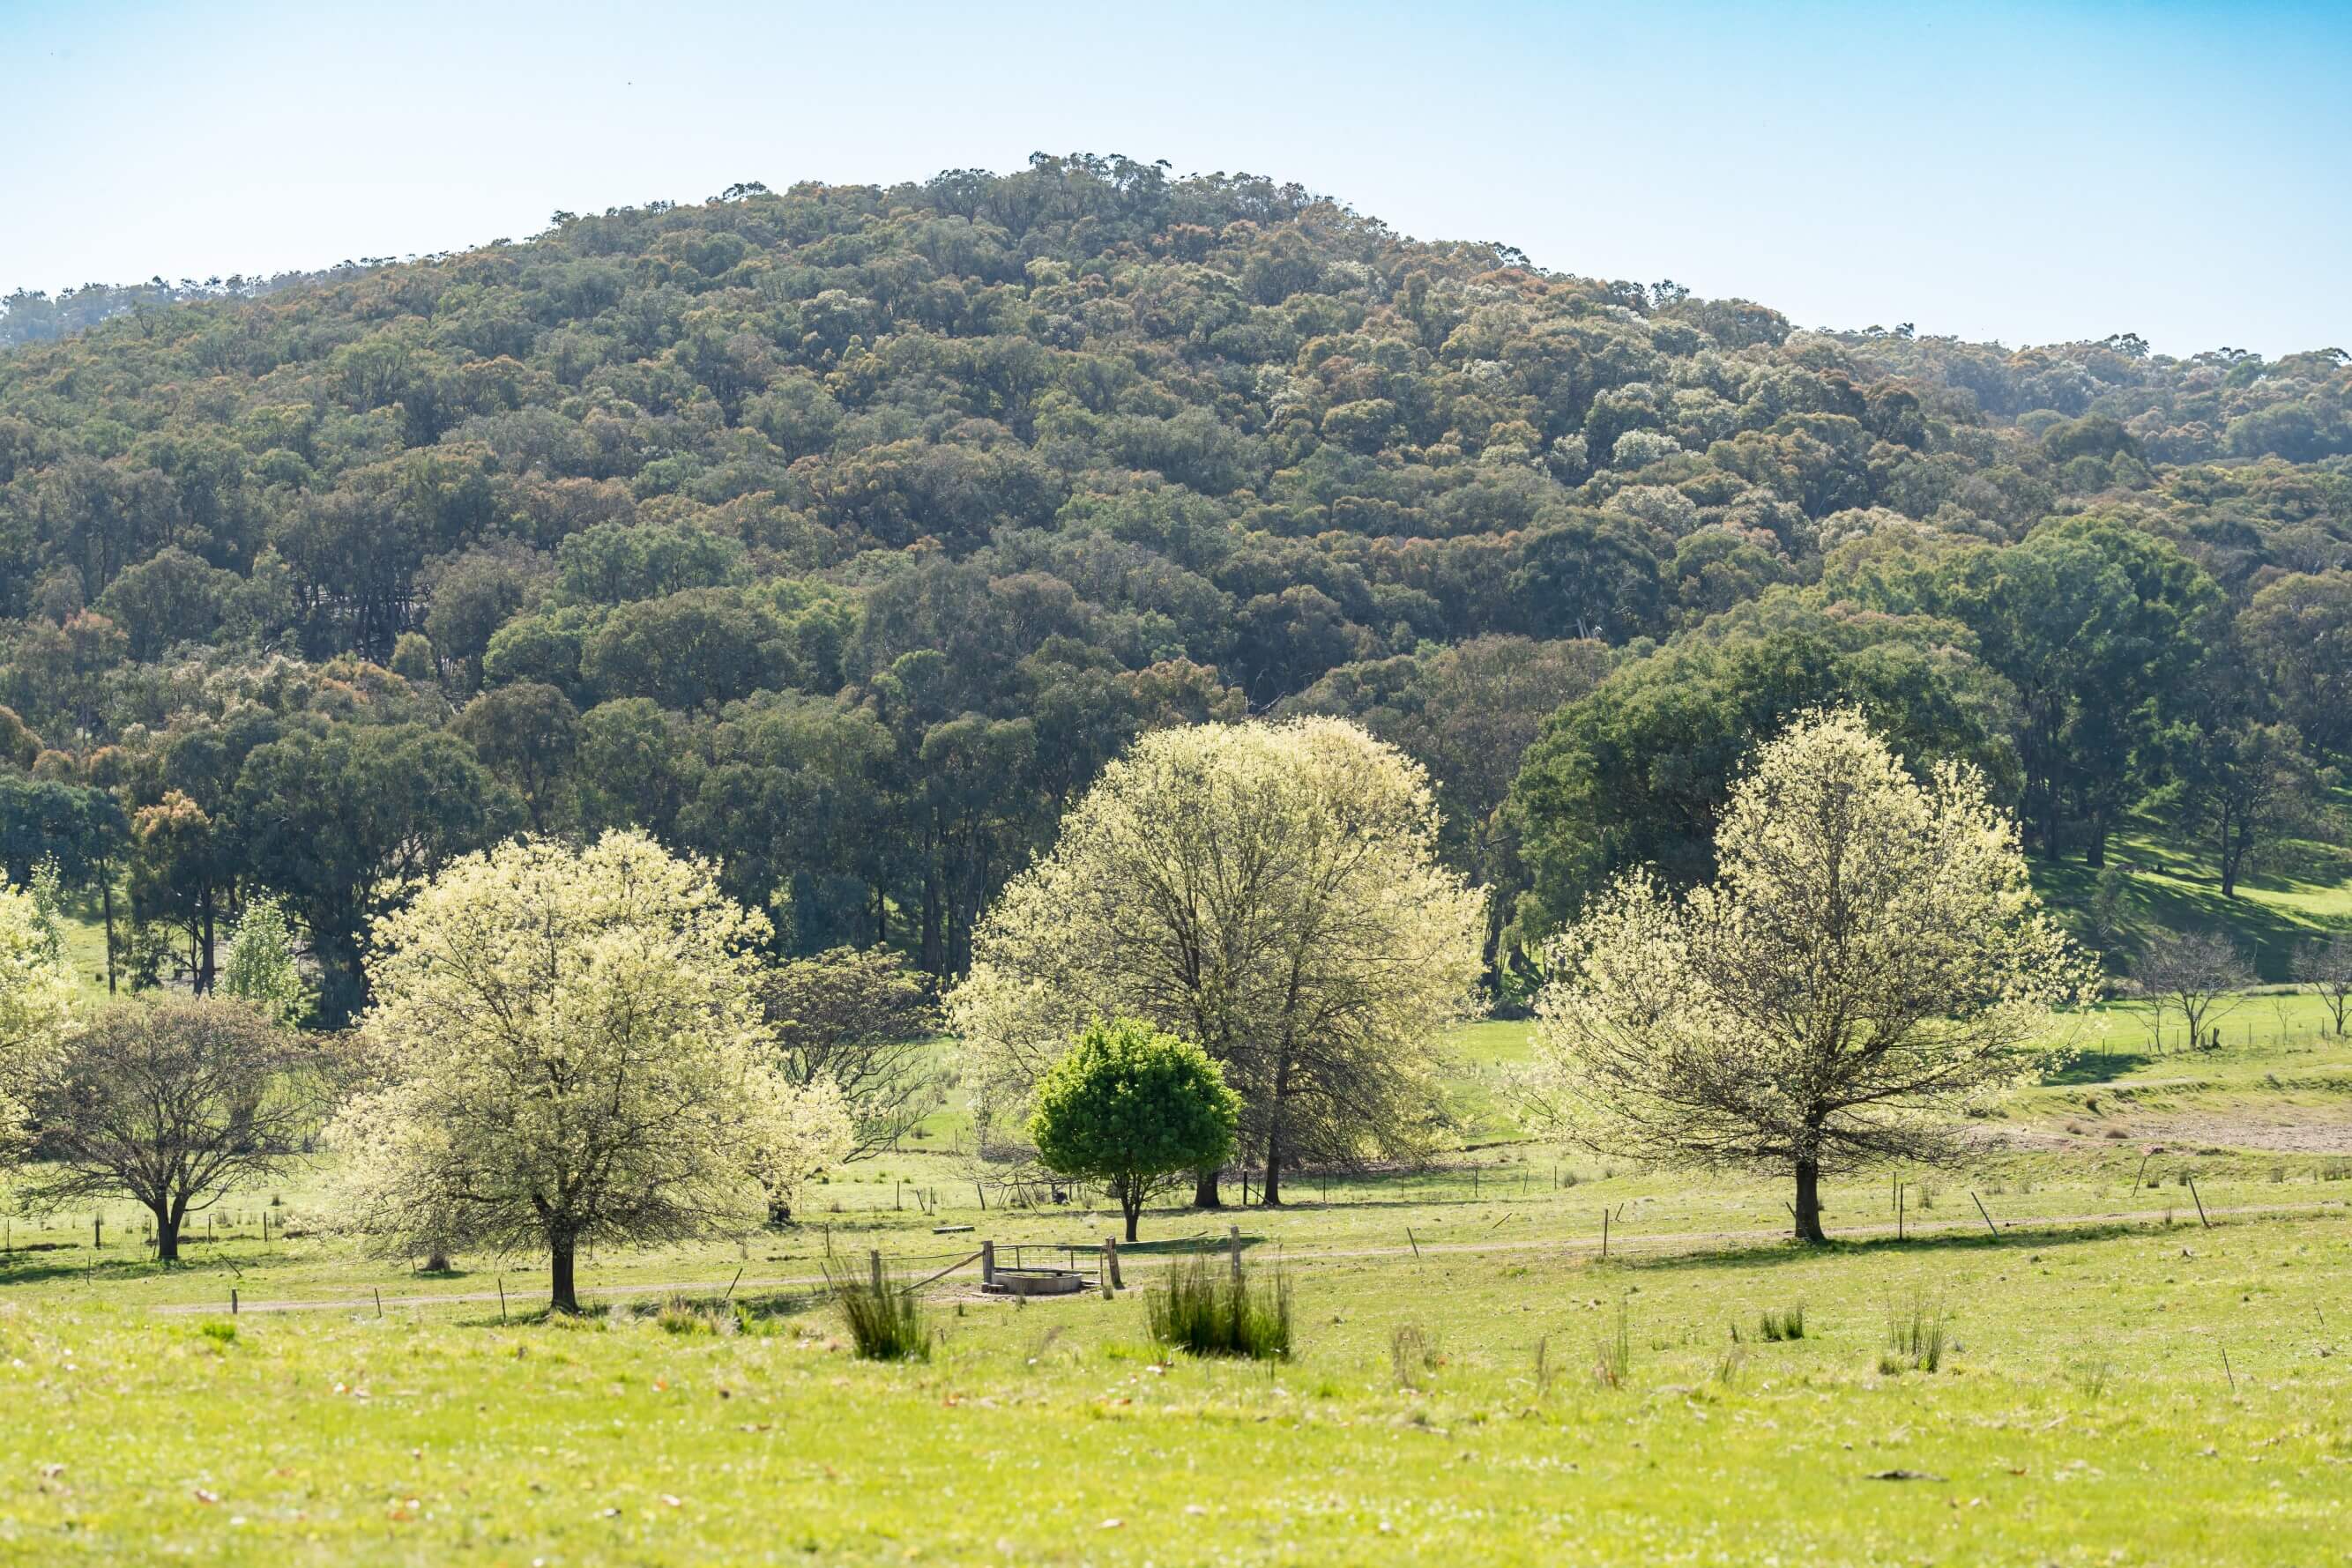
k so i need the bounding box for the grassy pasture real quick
[4,1017,2350,1565]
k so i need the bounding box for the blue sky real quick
[3,0,2346,355]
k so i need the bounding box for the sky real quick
[2,0,2348,357]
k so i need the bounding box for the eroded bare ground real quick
[1982,1115,2352,1155]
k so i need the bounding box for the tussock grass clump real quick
[1593,1296,1633,1389]
[655,1298,739,1336]
[1390,1325,1435,1387]
[827,1260,931,1362]
[1146,1256,1291,1360]
[2068,1356,2115,1401]
[1758,1302,1806,1341]
[1883,1293,1949,1373]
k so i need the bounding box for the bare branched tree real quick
[25,998,315,1262]
[2293,933,2352,1037]
[2135,929,2254,1051]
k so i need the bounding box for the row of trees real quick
[0,835,963,1308]
[4,708,2339,1297]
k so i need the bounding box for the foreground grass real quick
[4,1208,2348,1565]
[4,985,2346,1562]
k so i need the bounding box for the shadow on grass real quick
[2036,816,2344,982]
[0,1247,316,1288]
[2043,1051,2158,1085]
[459,1285,832,1332]
[1611,1219,2158,1274]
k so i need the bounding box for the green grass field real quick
[4,1005,2349,1565]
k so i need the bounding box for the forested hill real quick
[4,154,2348,1020]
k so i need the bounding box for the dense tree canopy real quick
[0,156,2343,1000]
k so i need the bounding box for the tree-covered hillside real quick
[3,153,2347,1018]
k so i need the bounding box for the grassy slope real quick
[2028,791,2352,982]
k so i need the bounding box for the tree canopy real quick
[1526,709,2094,1241]
[950,716,1484,1203]
[328,831,851,1312]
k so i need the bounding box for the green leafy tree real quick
[1028,1018,1240,1241]
[1510,608,2014,933]
[2237,571,2352,764]
[1925,517,2220,864]
[234,724,525,1022]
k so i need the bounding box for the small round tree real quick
[1029,1019,1240,1242]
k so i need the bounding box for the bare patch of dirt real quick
[1981,1115,2352,1155]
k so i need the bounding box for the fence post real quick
[1104,1236,1122,1290]
[1601,1207,1609,1260]
[230,1288,239,1316]
[869,1249,885,1295]
[980,1240,995,1288]
[1228,1224,1242,1279]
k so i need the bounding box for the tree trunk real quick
[549,1235,580,1314]
[1261,1139,1285,1207]
[101,876,117,994]
[1792,1159,1826,1244]
[919,868,943,975]
[197,891,216,993]
[151,1200,180,1264]
[1122,1189,1141,1243]
[424,1249,451,1273]
[1192,1170,1222,1209]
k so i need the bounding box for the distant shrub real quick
[197,1319,237,1346]
[828,1260,930,1361]
[1147,1255,1291,1360]
[1758,1302,1806,1341]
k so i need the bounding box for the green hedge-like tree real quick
[1029,1019,1240,1242]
